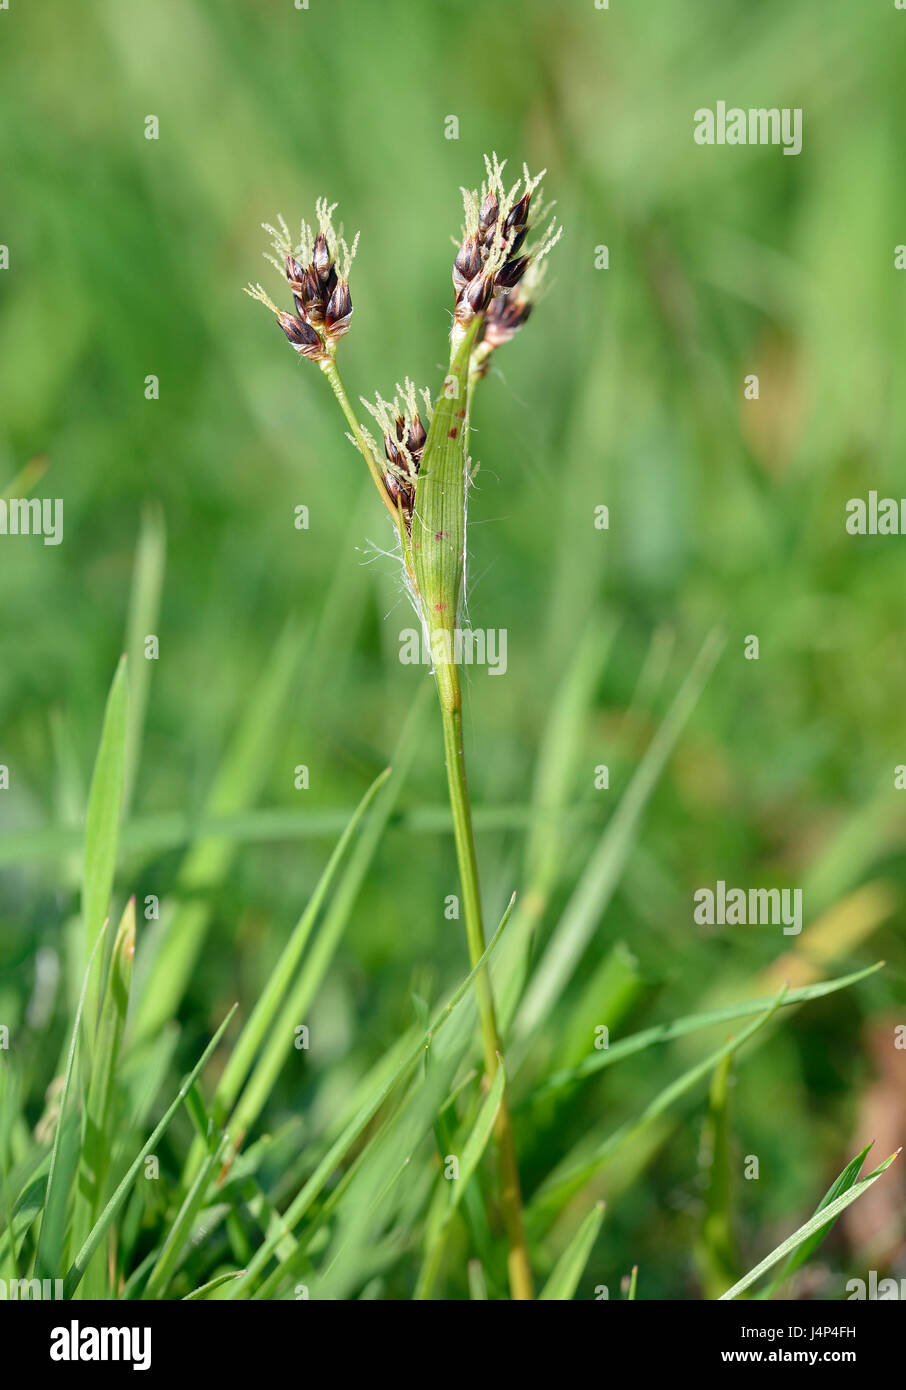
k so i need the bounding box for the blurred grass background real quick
[1,0,905,1297]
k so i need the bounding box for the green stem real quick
[439,685,534,1301]
[320,356,403,532]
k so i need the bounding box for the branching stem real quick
[321,356,402,532]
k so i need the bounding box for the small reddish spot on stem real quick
[434,602,447,612]
[449,427,458,439]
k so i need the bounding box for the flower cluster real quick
[359,379,433,523]
[451,154,561,369]
[246,158,561,541]
[246,199,358,363]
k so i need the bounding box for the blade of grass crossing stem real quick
[71,899,136,1298]
[229,894,515,1298]
[514,629,723,1043]
[62,1005,237,1298]
[33,923,109,1282]
[212,766,392,1126]
[225,691,429,1147]
[82,656,128,1034]
[530,988,788,1223]
[414,1060,506,1299]
[761,1142,875,1299]
[124,503,166,811]
[525,963,882,1105]
[131,620,301,1043]
[720,1151,900,1300]
[625,1265,639,1299]
[538,1202,606,1300]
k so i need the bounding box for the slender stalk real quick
[440,682,534,1301]
[320,356,403,530]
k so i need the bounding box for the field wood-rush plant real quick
[0,157,897,1307]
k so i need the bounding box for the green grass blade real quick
[131,620,301,1042]
[82,655,128,1030]
[625,1264,638,1300]
[694,1053,737,1299]
[446,1060,505,1221]
[538,1201,605,1300]
[144,1137,229,1298]
[211,765,391,1126]
[118,1247,161,1300]
[1,1162,52,1273]
[226,693,429,1145]
[231,893,516,1298]
[761,1142,875,1298]
[71,898,136,1297]
[415,1059,506,1299]
[524,963,883,1105]
[0,800,598,867]
[62,1004,237,1298]
[0,1066,22,1281]
[531,987,788,1220]
[514,629,723,1040]
[33,922,109,1282]
[719,1150,900,1301]
[497,618,615,1033]
[183,1270,245,1300]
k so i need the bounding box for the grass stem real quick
[439,691,534,1300]
[320,357,402,530]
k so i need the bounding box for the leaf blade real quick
[719,1151,900,1301]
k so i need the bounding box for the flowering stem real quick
[320,356,403,531]
[408,313,533,1298]
[440,685,534,1301]
[251,167,560,1301]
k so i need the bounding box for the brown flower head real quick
[246,200,359,362]
[451,155,561,340]
[359,379,433,526]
